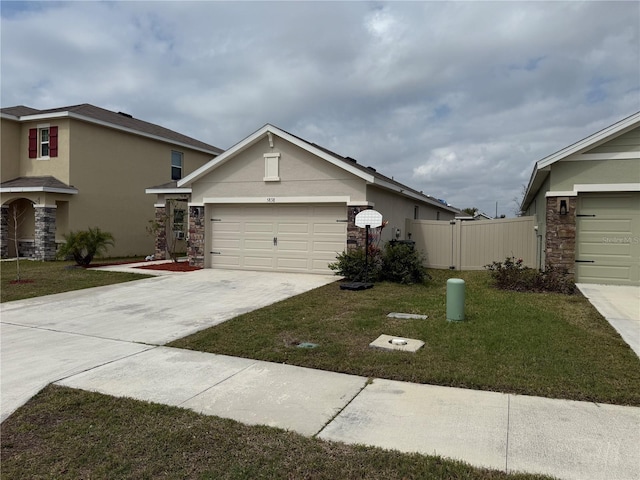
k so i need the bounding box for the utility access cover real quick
[355,209,383,228]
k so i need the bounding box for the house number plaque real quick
[267,197,276,203]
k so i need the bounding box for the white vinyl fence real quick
[406,216,538,270]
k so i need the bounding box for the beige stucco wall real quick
[191,135,367,202]
[1,118,22,182]
[366,185,456,243]
[18,119,72,183]
[66,120,215,256]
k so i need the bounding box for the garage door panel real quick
[211,238,241,249]
[244,256,275,268]
[211,255,241,267]
[314,223,346,234]
[277,223,309,234]
[579,218,633,234]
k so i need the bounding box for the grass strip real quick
[170,270,640,406]
[1,385,554,480]
[1,258,151,303]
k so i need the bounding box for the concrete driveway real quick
[0,269,337,422]
[577,283,640,358]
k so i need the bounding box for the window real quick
[173,209,185,230]
[264,153,280,181]
[414,205,419,220]
[29,125,58,158]
[171,151,183,180]
[40,129,49,157]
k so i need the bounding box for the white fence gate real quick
[406,216,538,270]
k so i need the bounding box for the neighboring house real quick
[1,104,222,259]
[521,112,640,286]
[151,124,458,274]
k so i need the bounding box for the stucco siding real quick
[191,136,367,202]
[0,119,21,182]
[550,159,640,191]
[18,119,71,183]
[67,120,214,256]
[524,175,549,269]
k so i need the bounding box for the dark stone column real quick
[34,205,57,261]
[545,196,577,277]
[187,205,205,267]
[347,205,372,251]
[0,205,8,259]
[154,205,167,260]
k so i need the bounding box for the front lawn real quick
[171,270,640,406]
[0,258,151,303]
[0,385,552,480]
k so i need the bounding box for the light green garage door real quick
[207,204,347,273]
[575,193,640,285]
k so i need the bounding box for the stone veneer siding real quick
[187,206,205,267]
[34,205,57,261]
[0,206,8,258]
[545,196,577,277]
[347,205,374,251]
[154,205,167,260]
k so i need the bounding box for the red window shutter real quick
[28,128,37,158]
[49,126,58,157]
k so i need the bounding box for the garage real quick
[207,204,347,273]
[576,193,640,285]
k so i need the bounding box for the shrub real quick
[58,228,115,266]
[329,242,429,284]
[328,246,382,282]
[381,242,429,284]
[485,257,575,294]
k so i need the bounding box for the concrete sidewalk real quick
[56,346,640,480]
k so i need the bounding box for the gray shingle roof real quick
[0,176,77,192]
[1,103,223,154]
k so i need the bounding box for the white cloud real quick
[1,0,638,216]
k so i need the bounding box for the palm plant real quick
[58,227,115,266]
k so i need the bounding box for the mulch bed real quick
[135,262,202,272]
[9,279,35,285]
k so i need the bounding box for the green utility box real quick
[446,278,465,321]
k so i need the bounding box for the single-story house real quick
[1,104,222,259]
[521,111,640,286]
[155,124,459,274]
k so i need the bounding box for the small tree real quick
[8,203,27,281]
[58,227,115,266]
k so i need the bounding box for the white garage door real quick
[208,204,347,273]
[576,193,640,285]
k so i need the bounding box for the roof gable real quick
[179,124,459,213]
[521,111,640,210]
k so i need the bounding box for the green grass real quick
[0,258,151,303]
[171,270,640,406]
[0,385,553,480]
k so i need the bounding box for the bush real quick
[328,246,382,282]
[329,242,429,284]
[485,257,575,294]
[58,227,115,266]
[381,242,429,284]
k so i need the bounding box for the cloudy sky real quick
[2,1,638,216]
